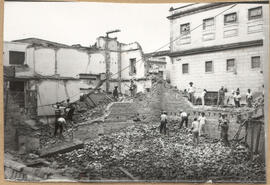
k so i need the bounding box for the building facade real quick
[3,37,149,116]
[145,50,171,80]
[167,2,268,97]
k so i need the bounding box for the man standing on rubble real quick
[246,89,253,107]
[187,82,195,104]
[160,111,168,135]
[234,91,241,108]
[218,86,225,107]
[53,102,65,136]
[179,110,189,129]
[198,112,207,136]
[65,99,75,122]
[113,86,119,101]
[129,80,135,97]
[219,114,230,146]
[191,117,200,146]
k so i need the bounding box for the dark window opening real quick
[251,56,261,69]
[130,58,136,75]
[224,12,237,24]
[227,59,235,72]
[9,81,25,91]
[9,51,25,65]
[205,61,213,72]
[248,7,262,20]
[203,18,214,30]
[180,23,190,35]
[182,63,189,74]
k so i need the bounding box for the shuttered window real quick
[224,12,237,24]
[180,23,190,35]
[203,18,214,30]
[182,63,189,74]
[249,7,262,20]
[251,56,260,69]
[226,59,235,72]
[205,61,213,72]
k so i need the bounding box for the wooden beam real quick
[118,167,138,180]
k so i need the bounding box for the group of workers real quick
[113,79,138,101]
[52,99,76,137]
[187,82,256,108]
[160,110,230,146]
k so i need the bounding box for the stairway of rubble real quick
[105,81,163,122]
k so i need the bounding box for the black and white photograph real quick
[2,1,269,183]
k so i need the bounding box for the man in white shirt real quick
[234,91,241,108]
[179,110,188,129]
[246,89,253,107]
[55,117,66,137]
[201,89,207,107]
[160,111,168,135]
[187,82,196,104]
[191,118,200,146]
[198,112,207,136]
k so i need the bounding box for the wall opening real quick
[9,51,25,65]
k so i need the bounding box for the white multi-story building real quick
[167,2,269,97]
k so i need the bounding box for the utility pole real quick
[104,29,120,93]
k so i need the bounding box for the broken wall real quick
[121,42,145,80]
[36,79,99,116]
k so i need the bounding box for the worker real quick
[234,91,241,108]
[129,80,134,97]
[219,114,230,146]
[55,117,66,138]
[52,102,65,136]
[218,86,225,107]
[179,110,188,129]
[201,89,207,107]
[187,82,195,104]
[246,89,253,107]
[160,111,168,135]
[113,86,119,101]
[198,112,207,136]
[67,104,75,122]
[217,112,222,130]
[191,117,200,146]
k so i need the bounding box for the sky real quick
[3,2,187,53]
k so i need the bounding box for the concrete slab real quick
[40,139,84,157]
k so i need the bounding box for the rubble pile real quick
[49,121,265,182]
[73,103,110,123]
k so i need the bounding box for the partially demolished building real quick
[3,37,149,117]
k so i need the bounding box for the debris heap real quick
[48,121,265,182]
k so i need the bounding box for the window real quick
[203,18,214,30]
[205,61,213,72]
[224,12,237,24]
[182,63,189,74]
[9,51,25,65]
[130,58,136,75]
[249,7,262,20]
[251,56,261,69]
[180,23,190,35]
[9,81,24,91]
[226,59,235,72]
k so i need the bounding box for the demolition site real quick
[3,2,268,183]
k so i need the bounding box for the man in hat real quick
[160,111,168,135]
[218,86,225,107]
[219,113,230,146]
[179,110,189,129]
[187,82,195,104]
[52,102,65,137]
[113,86,119,101]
